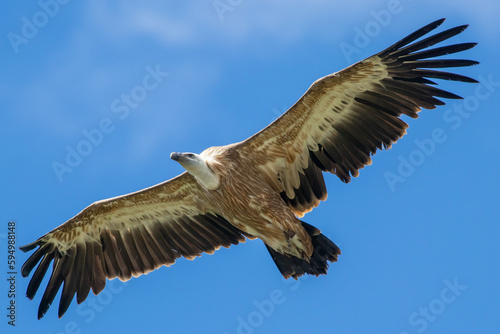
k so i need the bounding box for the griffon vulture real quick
[21,18,478,319]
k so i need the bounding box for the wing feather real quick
[136,225,167,264]
[91,242,106,295]
[38,249,67,319]
[20,172,246,319]
[26,249,55,299]
[59,243,85,318]
[77,242,93,304]
[99,230,121,278]
[237,18,478,216]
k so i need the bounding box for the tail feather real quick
[266,221,341,279]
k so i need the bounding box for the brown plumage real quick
[20,18,478,319]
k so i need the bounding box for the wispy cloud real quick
[81,1,353,48]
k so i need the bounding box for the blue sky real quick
[1,1,499,333]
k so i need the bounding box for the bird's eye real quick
[187,153,194,158]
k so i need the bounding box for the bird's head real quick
[170,152,202,167]
[170,152,220,190]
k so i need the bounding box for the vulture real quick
[21,18,478,319]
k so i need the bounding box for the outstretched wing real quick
[20,172,245,319]
[237,18,478,217]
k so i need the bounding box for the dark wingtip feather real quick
[455,24,469,33]
[38,274,63,320]
[58,290,73,319]
[26,252,55,300]
[378,18,447,57]
[19,240,41,252]
[21,253,40,278]
[21,243,54,277]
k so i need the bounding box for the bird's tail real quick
[266,221,341,279]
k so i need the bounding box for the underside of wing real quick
[20,172,246,319]
[239,18,478,217]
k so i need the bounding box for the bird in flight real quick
[21,18,478,319]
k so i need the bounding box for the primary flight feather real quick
[21,18,478,319]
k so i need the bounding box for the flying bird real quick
[21,18,478,319]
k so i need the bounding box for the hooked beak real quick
[170,152,182,161]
